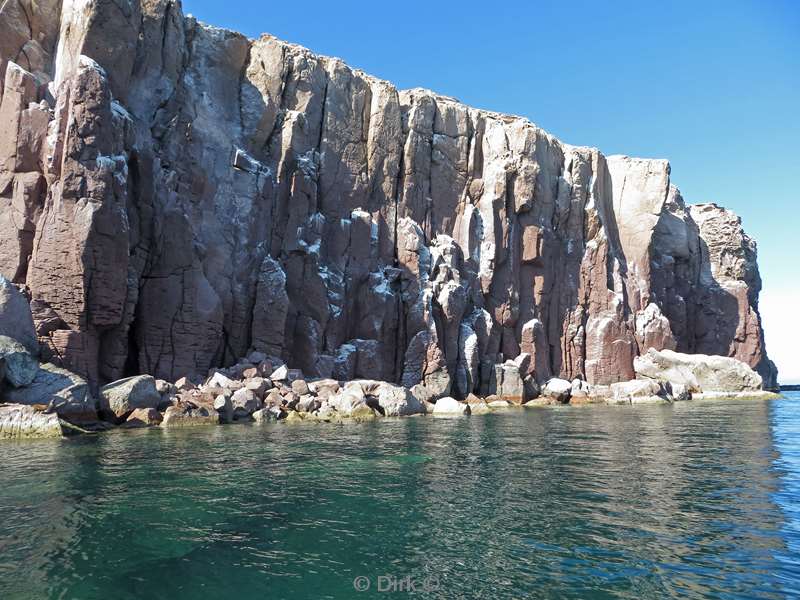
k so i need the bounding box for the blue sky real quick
[184,0,799,382]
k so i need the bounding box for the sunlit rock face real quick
[0,0,777,392]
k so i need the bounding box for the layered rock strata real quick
[0,0,777,400]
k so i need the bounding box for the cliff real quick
[0,0,778,395]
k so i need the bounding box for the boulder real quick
[491,361,525,404]
[100,375,161,420]
[3,362,94,420]
[213,394,233,423]
[541,378,572,403]
[432,397,471,416]
[634,348,763,393]
[0,404,63,439]
[121,407,163,428]
[469,401,491,415]
[231,387,261,419]
[161,404,218,427]
[252,407,279,423]
[270,365,289,382]
[0,277,37,353]
[373,381,424,416]
[349,401,377,422]
[488,399,512,409]
[0,334,38,387]
[297,395,320,413]
[291,379,310,395]
[610,379,671,404]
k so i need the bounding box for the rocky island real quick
[0,0,779,438]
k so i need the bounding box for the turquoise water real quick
[1,393,799,599]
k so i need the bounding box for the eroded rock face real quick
[0,0,777,394]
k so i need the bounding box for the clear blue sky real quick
[184,0,799,382]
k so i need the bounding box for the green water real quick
[1,394,799,599]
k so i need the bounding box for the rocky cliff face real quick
[0,0,778,394]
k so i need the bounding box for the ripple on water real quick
[0,396,799,599]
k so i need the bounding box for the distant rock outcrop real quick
[0,0,777,395]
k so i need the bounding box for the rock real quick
[252,407,278,423]
[297,395,320,413]
[432,397,470,416]
[0,404,63,439]
[244,377,270,398]
[634,348,763,393]
[246,350,268,365]
[231,388,261,419]
[241,366,259,379]
[308,378,340,399]
[0,277,37,352]
[213,394,233,423]
[328,382,366,416]
[349,401,377,422]
[610,379,671,404]
[291,379,309,396]
[469,401,491,415]
[161,404,218,428]
[488,399,512,409]
[270,365,289,382]
[0,1,775,393]
[3,362,94,420]
[283,410,306,424]
[100,375,161,421]
[372,381,424,416]
[206,371,237,390]
[121,407,162,428]
[491,361,525,404]
[174,377,196,392]
[0,334,38,386]
[542,378,572,404]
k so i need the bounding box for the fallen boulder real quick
[3,362,95,420]
[100,375,161,421]
[161,403,218,427]
[634,348,763,393]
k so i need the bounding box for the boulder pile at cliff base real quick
[0,276,780,439]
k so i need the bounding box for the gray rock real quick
[0,404,63,438]
[231,387,261,419]
[542,378,572,403]
[432,397,470,416]
[634,348,763,393]
[0,334,38,386]
[213,394,233,423]
[3,362,94,420]
[161,404,218,428]
[100,375,161,420]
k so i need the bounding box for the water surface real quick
[1,393,799,599]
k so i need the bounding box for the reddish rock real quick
[0,0,776,393]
